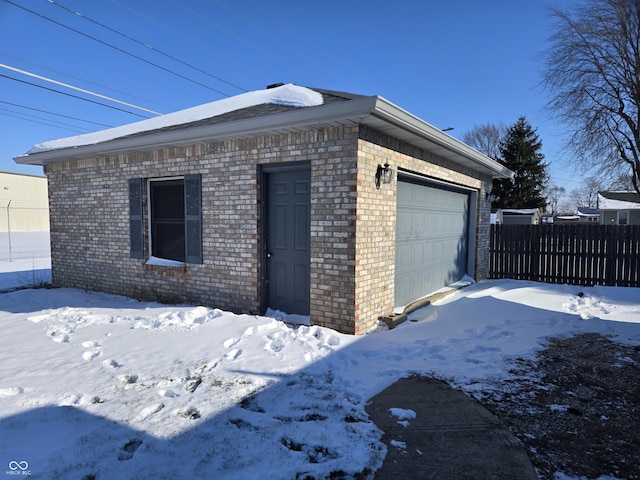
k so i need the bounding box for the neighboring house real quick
[555,207,600,224]
[15,84,512,334]
[495,208,541,225]
[577,206,600,223]
[0,171,49,231]
[597,191,640,225]
[554,215,579,224]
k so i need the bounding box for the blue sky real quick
[0,0,582,192]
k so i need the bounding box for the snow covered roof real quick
[498,208,540,215]
[577,207,599,217]
[597,191,640,210]
[24,84,324,155]
[15,83,512,179]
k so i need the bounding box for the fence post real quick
[605,225,616,286]
[531,224,540,281]
[6,200,12,262]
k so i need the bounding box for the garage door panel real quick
[396,244,414,269]
[395,180,470,307]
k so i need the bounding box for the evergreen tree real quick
[492,117,549,210]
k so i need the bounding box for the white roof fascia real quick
[368,96,513,179]
[15,93,513,179]
[14,96,379,166]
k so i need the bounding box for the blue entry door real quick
[265,168,311,315]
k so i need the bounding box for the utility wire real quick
[244,0,362,82]
[213,0,302,56]
[3,0,231,97]
[0,110,91,133]
[111,0,260,79]
[0,105,93,132]
[0,99,114,128]
[172,0,280,64]
[0,52,175,111]
[0,63,161,116]
[46,0,247,94]
[0,73,151,118]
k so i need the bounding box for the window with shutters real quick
[128,175,202,265]
[150,178,186,262]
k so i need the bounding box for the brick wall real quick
[353,139,396,333]
[352,127,494,333]
[44,123,494,335]
[309,126,359,333]
[475,182,494,280]
[46,146,262,311]
[45,126,364,331]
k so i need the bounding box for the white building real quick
[0,171,49,231]
[597,191,640,225]
[495,208,541,225]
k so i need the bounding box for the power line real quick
[0,106,93,132]
[46,0,247,94]
[0,73,151,118]
[171,0,357,88]
[0,99,114,128]
[172,0,282,64]
[0,63,161,116]
[244,0,361,82]
[214,0,323,61]
[0,110,91,134]
[2,0,231,97]
[111,0,261,79]
[0,52,175,112]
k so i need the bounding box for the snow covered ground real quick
[0,231,51,292]
[1,234,639,479]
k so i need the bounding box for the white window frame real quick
[618,211,629,225]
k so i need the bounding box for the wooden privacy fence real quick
[489,224,640,287]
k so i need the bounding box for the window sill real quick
[146,256,185,267]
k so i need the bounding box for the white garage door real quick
[395,178,470,307]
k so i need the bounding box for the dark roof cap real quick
[598,191,640,204]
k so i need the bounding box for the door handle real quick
[267,252,273,258]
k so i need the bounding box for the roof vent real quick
[267,82,285,89]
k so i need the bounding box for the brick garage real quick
[16,84,511,334]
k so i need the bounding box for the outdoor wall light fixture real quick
[375,163,394,189]
[486,190,496,203]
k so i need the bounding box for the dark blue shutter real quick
[129,178,144,259]
[184,174,203,264]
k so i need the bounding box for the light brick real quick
[45,125,493,335]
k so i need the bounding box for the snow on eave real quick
[499,208,540,215]
[597,192,640,210]
[19,84,323,156]
[14,95,378,166]
[15,83,511,179]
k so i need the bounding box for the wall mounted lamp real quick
[486,190,496,203]
[375,163,394,189]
